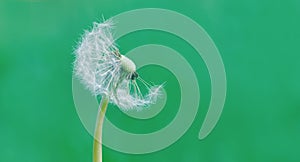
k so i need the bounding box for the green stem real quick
[93,96,109,162]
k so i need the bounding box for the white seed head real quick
[73,19,163,110]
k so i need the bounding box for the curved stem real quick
[93,96,109,162]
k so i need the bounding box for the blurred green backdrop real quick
[1,0,299,162]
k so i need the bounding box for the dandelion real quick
[73,19,163,162]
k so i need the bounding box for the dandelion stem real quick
[93,95,109,162]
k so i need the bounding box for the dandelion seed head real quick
[74,19,163,110]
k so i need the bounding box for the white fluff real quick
[74,20,163,110]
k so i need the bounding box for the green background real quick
[1,0,299,162]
